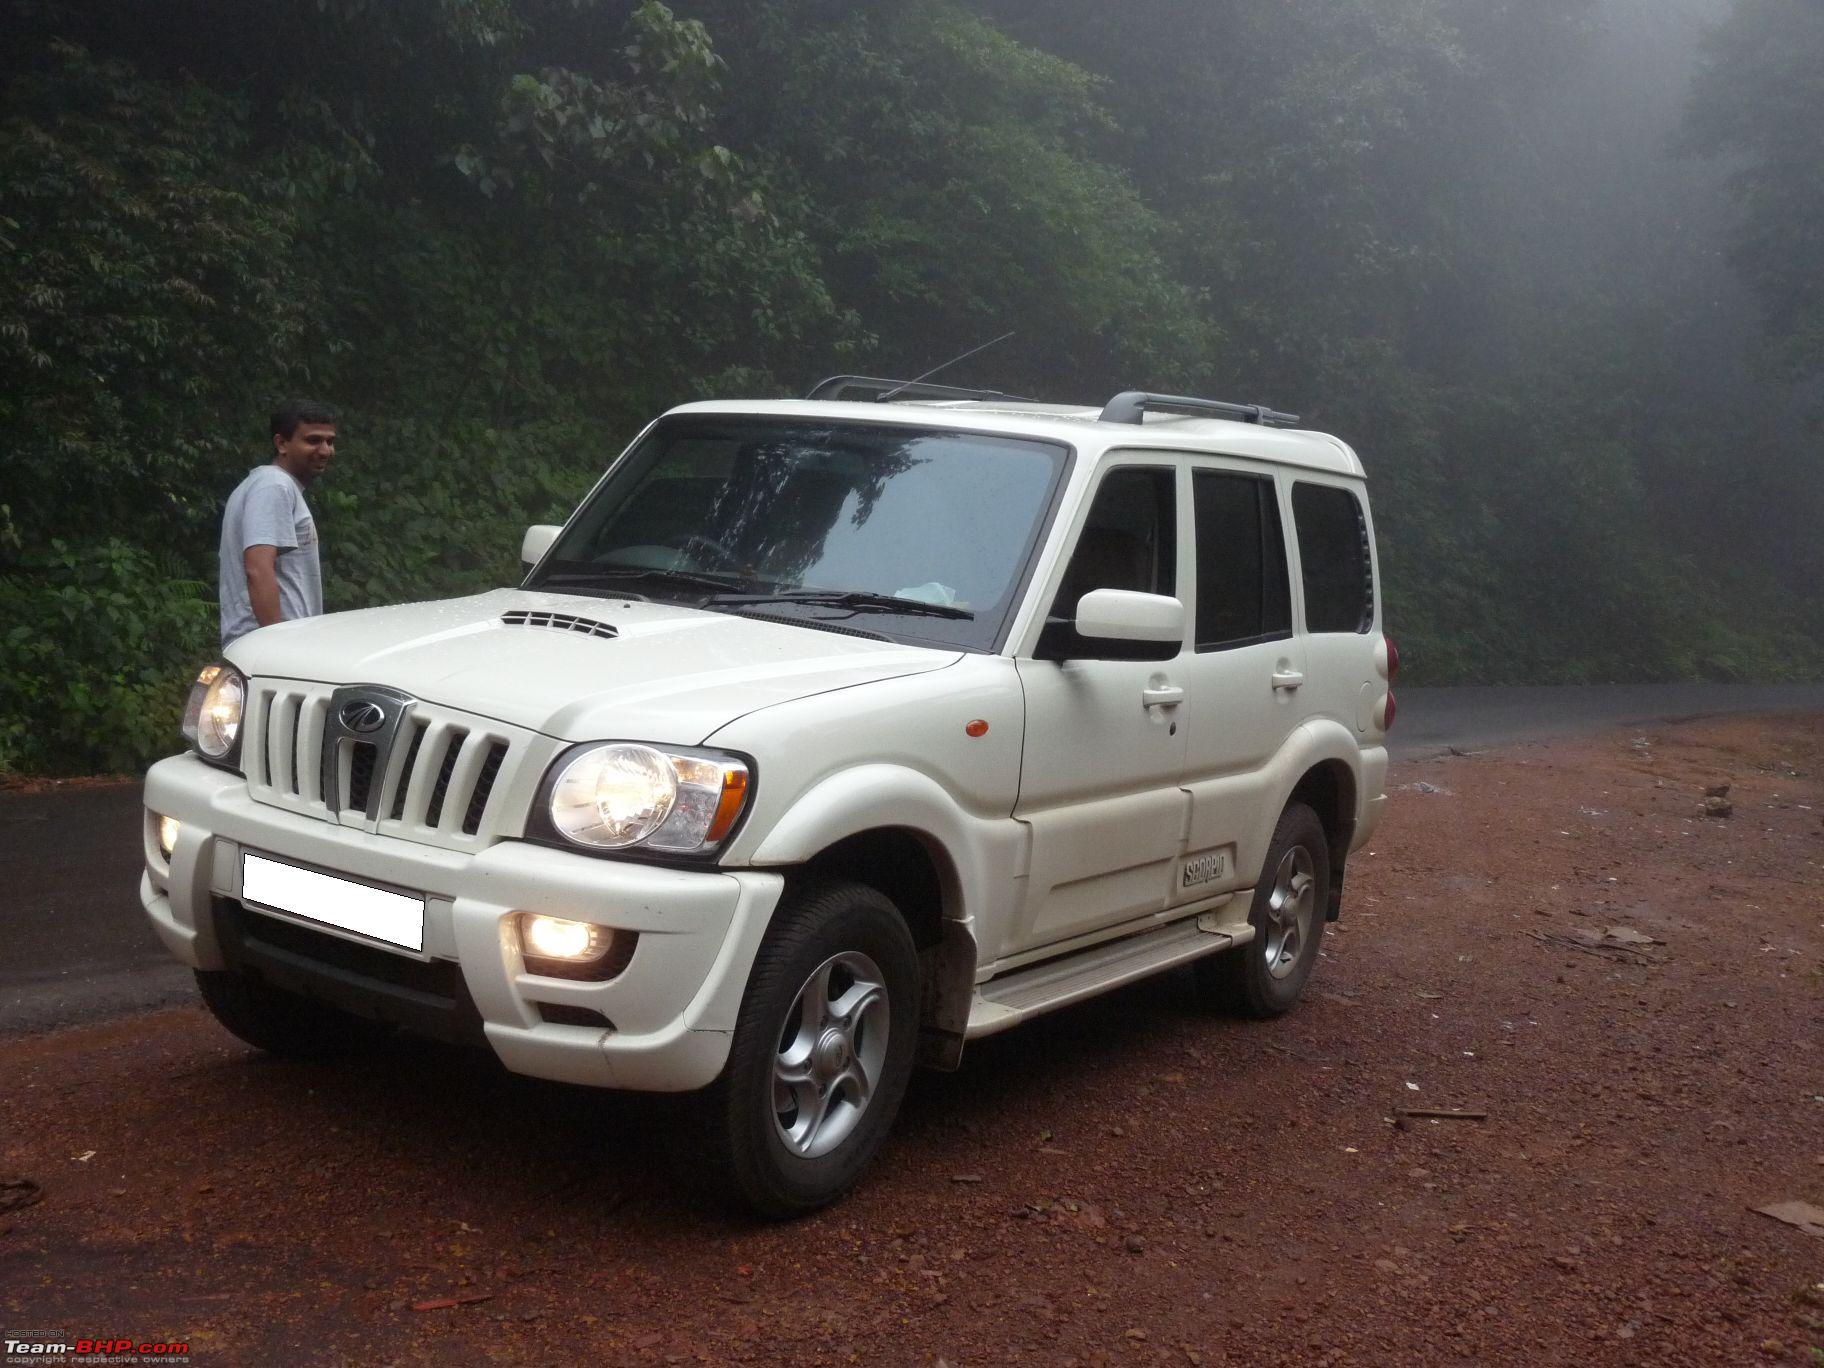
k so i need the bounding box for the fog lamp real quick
[156,814,181,860]
[520,913,606,962]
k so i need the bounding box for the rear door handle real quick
[1271,670,1305,691]
[1141,683,1185,708]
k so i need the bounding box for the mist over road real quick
[1389,683,1824,758]
[5,683,1822,1034]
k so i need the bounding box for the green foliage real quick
[0,41,323,550]
[684,0,1217,393]
[1,0,1820,775]
[319,417,598,609]
[0,541,216,774]
[467,4,741,200]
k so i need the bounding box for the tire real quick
[193,969,392,1059]
[1194,802,1330,1019]
[696,879,920,1219]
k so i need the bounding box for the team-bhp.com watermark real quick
[5,1340,189,1365]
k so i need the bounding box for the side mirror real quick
[1037,588,1185,661]
[520,524,561,566]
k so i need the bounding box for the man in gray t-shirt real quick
[219,401,338,647]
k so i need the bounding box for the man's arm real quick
[243,545,283,627]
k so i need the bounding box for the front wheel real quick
[697,879,919,1218]
[1195,802,1330,1018]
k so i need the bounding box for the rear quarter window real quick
[1192,469,1291,650]
[1291,483,1374,634]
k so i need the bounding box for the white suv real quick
[143,383,1394,1215]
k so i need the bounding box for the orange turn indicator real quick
[706,769,750,842]
[965,720,989,738]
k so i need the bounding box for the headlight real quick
[181,663,246,764]
[546,743,751,854]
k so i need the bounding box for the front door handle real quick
[1271,670,1305,691]
[1142,683,1185,708]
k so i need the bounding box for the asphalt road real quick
[1390,682,1824,757]
[5,682,1822,1035]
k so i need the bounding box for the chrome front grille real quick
[244,681,534,851]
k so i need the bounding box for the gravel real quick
[3,713,1822,1365]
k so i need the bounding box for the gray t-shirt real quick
[219,464,322,646]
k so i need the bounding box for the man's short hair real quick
[271,400,339,440]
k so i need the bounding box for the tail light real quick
[1376,635,1398,730]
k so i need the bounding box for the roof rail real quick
[1100,391,1300,427]
[805,375,1033,404]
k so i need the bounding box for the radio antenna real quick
[876,332,1016,402]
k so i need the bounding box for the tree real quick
[1684,0,1824,395]
[674,0,1218,396]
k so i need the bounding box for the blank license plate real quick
[241,852,425,952]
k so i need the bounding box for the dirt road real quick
[3,714,1822,1365]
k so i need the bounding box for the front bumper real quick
[141,754,783,1091]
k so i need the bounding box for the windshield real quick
[528,416,1071,650]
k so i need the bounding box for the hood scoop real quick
[500,609,618,641]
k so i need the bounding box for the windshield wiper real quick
[704,589,974,621]
[535,564,741,598]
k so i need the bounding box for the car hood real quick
[226,589,963,743]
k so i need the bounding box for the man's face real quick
[274,423,337,484]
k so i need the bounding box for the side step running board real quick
[966,911,1254,1039]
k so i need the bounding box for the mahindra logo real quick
[339,700,388,733]
[323,685,416,825]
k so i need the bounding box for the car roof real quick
[665,398,1366,479]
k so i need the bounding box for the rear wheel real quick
[697,879,919,1218]
[193,969,392,1058]
[1195,802,1330,1018]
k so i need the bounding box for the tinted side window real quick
[1292,483,1373,633]
[1051,466,1177,614]
[1193,471,1291,650]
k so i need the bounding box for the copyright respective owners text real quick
[5,1340,190,1365]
